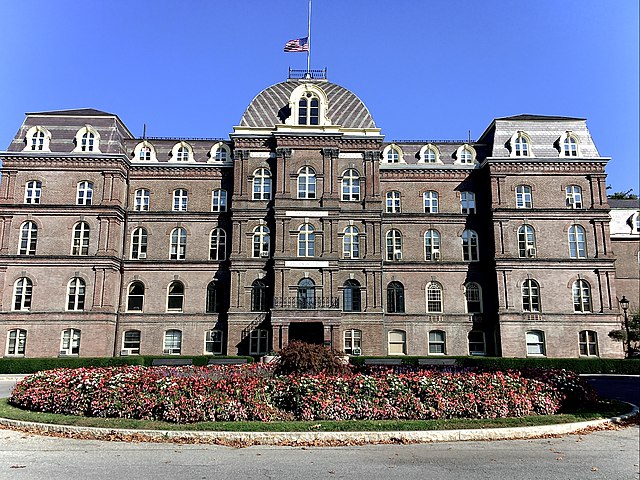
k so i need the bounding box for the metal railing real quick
[273,296,339,309]
[288,68,327,80]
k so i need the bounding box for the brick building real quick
[0,73,627,358]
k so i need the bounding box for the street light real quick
[619,296,631,357]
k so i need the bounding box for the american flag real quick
[284,37,309,52]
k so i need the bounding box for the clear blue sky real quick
[1,0,637,194]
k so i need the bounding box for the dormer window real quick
[419,144,440,163]
[210,142,231,162]
[511,132,531,157]
[170,142,193,162]
[559,132,580,157]
[177,147,188,161]
[132,141,156,162]
[24,126,51,152]
[387,147,400,163]
[382,144,404,164]
[298,93,319,125]
[73,126,101,153]
[455,144,476,165]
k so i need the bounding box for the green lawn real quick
[0,398,629,432]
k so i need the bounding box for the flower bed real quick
[9,365,594,424]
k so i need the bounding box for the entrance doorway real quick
[288,322,324,345]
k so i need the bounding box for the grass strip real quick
[0,399,629,433]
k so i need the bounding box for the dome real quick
[239,79,376,130]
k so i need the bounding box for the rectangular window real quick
[388,330,406,355]
[579,331,598,357]
[205,330,223,355]
[122,331,141,355]
[461,191,476,214]
[428,331,446,354]
[249,329,268,355]
[526,331,545,356]
[7,329,27,355]
[343,329,362,355]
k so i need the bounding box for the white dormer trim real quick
[285,83,331,126]
[454,144,477,165]
[208,142,232,163]
[23,126,52,152]
[73,125,101,153]
[382,144,406,164]
[509,131,533,158]
[418,144,442,164]
[170,141,194,162]
[558,131,581,157]
[132,141,157,162]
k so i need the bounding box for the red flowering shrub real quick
[9,365,581,424]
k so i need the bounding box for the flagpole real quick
[306,0,312,75]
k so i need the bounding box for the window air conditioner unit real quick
[567,197,574,205]
[344,252,351,259]
[138,253,147,259]
[351,347,361,356]
[394,252,402,260]
[260,251,269,258]
[120,349,129,356]
[59,351,68,356]
[163,348,180,355]
[433,251,441,260]
[527,247,536,257]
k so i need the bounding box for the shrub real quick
[274,341,351,376]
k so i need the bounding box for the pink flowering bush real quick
[9,365,589,424]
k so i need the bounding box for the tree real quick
[609,309,640,358]
[607,188,638,200]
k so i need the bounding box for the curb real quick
[0,403,637,446]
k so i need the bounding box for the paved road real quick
[583,375,640,406]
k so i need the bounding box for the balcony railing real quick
[273,296,339,309]
[288,67,327,80]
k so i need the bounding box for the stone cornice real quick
[379,168,472,180]
[1,155,128,174]
[484,160,608,174]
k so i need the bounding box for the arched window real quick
[18,221,38,255]
[211,189,227,212]
[563,134,579,157]
[176,146,189,161]
[28,128,47,151]
[387,281,405,313]
[426,282,443,313]
[167,282,185,312]
[253,225,270,258]
[134,189,150,211]
[343,226,360,259]
[386,229,402,261]
[73,126,100,154]
[252,168,272,200]
[212,143,230,162]
[130,227,148,260]
[139,145,152,161]
[297,166,316,199]
[461,191,475,214]
[422,145,438,163]
[468,331,486,356]
[513,132,530,157]
[515,185,532,208]
[388,330,406,355]
[67,277,86,311]
[127,282,145,311]
[565,185,583,209]
[462,229,479,261]
[60,328,81,355]
[13,277,32,311]
[424,229,441,261]
[251,279,268,312]
[579,330,598,357]
[297,278,316,309]
[518,225,536,258]
[209,228,227,261]
[6,329,27,356]
[465,282,482,313]
[71,222,90,256]
[297,223,315,257]
[163,329,182,354]
[170,227,187,260]
[386,147,400,163]
[343,279,361,312]
[458,145,475,164]
[572,279,592,312]
[429,330,446,354]
[122,330,141,355]
[423,191,439,213]
[206,281,221,313]
[76,181,93,205]
[81,131,96,152]
[386,191,401,213]
[298,93,320,125]
[205,329,223,354]
[341,169,360,201]
[568,225,587,258]
[343,329,362,355]
[132,141,156,162]
[522,279,541,312]
[526,330,545,356]
[24,180,42,204]
[173,189,188,211]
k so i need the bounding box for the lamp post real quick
[619,296,631,357]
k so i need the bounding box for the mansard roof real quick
[26,108,116,117]
[496,114,586,121]
[239,79,376,129]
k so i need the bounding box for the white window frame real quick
[205,329,224,355]
[170,227,187,260]
[173,189,188,211]
[71,222,90,256]
[579,330,598,357]
[387,329,406,355]
[424,229,441,261]
[134,189,150,211]
[565,185,583,208]
[132,141,156,162]
[461,191,476,214]
[166,282,185,312]
[163,329,182,354]
[24,126,51,152]
[560,133,580,157]
[122,330,141,355]
[210,143,231,163]
[6,329,27,356]
[209,228,227,261]
[252,168,272,200]
[386,191,401,213]
[253,225,270,258]
[522,279,541,312]
[170,142,193,162]
[518,225,536,258]
[342,226,360,259]
[211,189,227,212]
[130,227,148,260]
[468,330,486,356]
[297,166,317,199]
[126,282,145,312]
[465,282,482,314]
[76,181,94,205]
[73,126,101,153]
[515,185,532,208]
[24,180,42,204]
[18,221,38,255]
[462,229,479,262]
[66,277,86,311]
[60,328,81,356]
[426,282,443,313]
[455,144,476,165]
[341,169,361,201]
[419,144,441,164]
[386,229,402,261]
[572,279,592,313]
[13,278,32,311]
[568,224,587,259]
[511,132,531,157]
[297,223,315,257]
[526,330,546,356]
[423,191,439,213]
[428,330,446,355]
[343,329,362,355]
